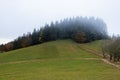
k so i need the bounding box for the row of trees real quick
[102,36,120,62]
[0,16,108,52]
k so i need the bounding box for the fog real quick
[0,0,120,44]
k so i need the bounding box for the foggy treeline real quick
[0,16,108,52]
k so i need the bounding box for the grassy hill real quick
[0,40,120,80]
[0,40,99,63]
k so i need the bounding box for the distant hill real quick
[0,16,108,52]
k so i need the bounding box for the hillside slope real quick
[0,40,120,80]
[0,40,98,63]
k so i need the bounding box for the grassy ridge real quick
[0,40,98,63]
[0,40,120,80]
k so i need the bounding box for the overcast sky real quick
[0,0,120,44]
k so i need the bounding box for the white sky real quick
[0,0,120,44]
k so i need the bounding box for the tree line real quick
[102,36,120,62]
[0,16,108,52]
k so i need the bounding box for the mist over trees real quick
[0,16,108,52]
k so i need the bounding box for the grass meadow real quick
[0,40,120,80]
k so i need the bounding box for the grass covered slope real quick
[80,40,103,52]
[1,59,120,80]
[0,40,98,63]
[0,40,120,80]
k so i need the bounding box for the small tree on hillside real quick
[4,42,13,51]
[75,32,86,43]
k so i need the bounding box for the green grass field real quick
[0,40,120,80]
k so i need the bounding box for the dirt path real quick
[102,59,120,68]
[79,45,120,68]
[78,45,102,57]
